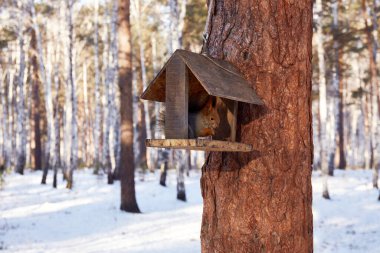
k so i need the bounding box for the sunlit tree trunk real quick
[31,5,55,183]
[168,0,188,201]
[92,0,102,174]
[331,0,346,170]
[101,7,112,178]
[316,0,330,199]
[134,0,152,174]
[200,0,313,251]
[64,0,77,189]
[15,1,27,175]
[6,55,15,170]
[118,0,140,213]
[362,0,380,188]
[0,70,5,167]
[108,0,119,183]
[53,37,61,188]
[30,27,43,171]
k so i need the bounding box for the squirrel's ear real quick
[206,97,213,112]
[211,96,217,107]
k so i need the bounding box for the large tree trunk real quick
[118,0,140,213]
[200,1,313,252]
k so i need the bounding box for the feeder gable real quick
[140,50,264,106]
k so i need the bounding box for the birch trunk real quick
[31,5,55,183]
[65,0,77,189]
[53,37,61,188]
[135,0,152,172]
[102,7,112,180]
[82,62,89,165]
[0,69,7,169]
[169,0,188,201]
[108,0,119,183]
[15,1,27,175]
[93,0,102,173]
[331,0,346,170]
[362,0,380,188]
[316,0,329,199]
[7,56,15,170]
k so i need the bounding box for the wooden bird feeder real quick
[140,49,263,152]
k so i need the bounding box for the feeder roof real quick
[140,49,264,105]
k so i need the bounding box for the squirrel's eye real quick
[211,117,214,121]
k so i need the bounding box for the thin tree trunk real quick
[118,0,140,213]
[93,0,102,174]
[102,7,112,179]
[0,70,5,168]
[31,6,55,184]
[134,0,152,173]
[30,28,43,171]
[168,0,188,200]
[107,0,119,184]
[362,0,380,188]
[15,1,27,175]
[175,150,186,201]
[65,0,77,189]
[82,62,89,166]
[316,0,330,199]
[6,57,15,171]
[53,38,61,188]
[331,0,346,170]
[200,1,313,251]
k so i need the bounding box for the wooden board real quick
[165,55,188,139]
[146,139,253,152]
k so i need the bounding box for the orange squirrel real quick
[188,96,220,138]
[157,96,220,138]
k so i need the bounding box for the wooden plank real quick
[165,55,188,139]
[146,139,253,152]
[229,101,238,142]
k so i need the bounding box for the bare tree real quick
[15,0,27,175]
[316,0,330,199]
[118,0,140,213]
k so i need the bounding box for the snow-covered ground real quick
[0,169,379,253]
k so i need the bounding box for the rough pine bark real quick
[200,1,313,252]
[118,0,140,213]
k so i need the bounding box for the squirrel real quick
[156,96,220,138]
[188,96,220,138]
